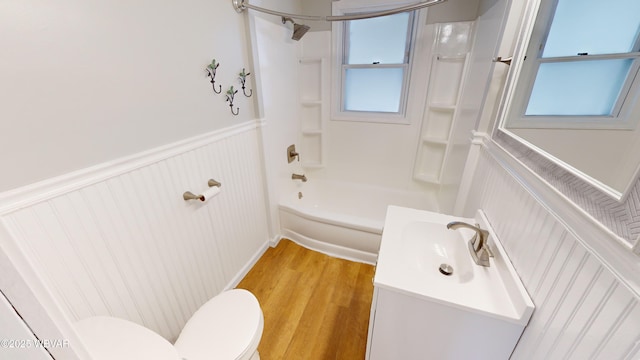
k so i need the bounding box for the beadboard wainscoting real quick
[465,144,640,359]
[0,121,270,355]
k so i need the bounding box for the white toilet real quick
[74,289,264,360]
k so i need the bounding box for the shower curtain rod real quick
[232,0,448,21]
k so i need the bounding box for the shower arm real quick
[232,0,447,22]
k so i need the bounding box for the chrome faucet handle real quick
[287,144,300,163]
[481,244,494,258]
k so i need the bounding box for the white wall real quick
[0,0,255,192]
[426,0,480,24]
[301,0,332,32]
[0,1,277,357]
[248,0,304,240]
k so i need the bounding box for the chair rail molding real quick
[0,120,262,215]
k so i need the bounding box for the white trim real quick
[493,0,541,134]
[502,0,640,130]
[483,138,640,298]
[223,240,270,291]
[331,0,423,124]
[0,120,261,215]
[269,234,282,247]
[453,131,489,215]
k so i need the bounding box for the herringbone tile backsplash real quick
[496,132,640,243]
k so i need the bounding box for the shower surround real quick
[278,179,437,263]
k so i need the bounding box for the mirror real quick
[496,0,640,201]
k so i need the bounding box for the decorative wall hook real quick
[206,59,222,94]
[238,68,253,97]
[226,86,239,115]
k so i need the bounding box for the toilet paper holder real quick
[207,179,222,188]
[183,179,222,201]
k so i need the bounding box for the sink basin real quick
[375,206,534,324]
[402,221,474,284]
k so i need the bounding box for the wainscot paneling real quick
[466,146,640,360]
[0,121,270,344]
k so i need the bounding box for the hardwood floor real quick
[236,239,375,360]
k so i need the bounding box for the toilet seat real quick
[74,316,181,360]
[174,289,264,360]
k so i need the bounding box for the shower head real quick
[292,23,310,41]
[281,17,310,41]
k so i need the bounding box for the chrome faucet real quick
[292,173,307,182]
[446,221,493,267]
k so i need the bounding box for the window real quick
[334,10,417,121]
[507,0,640,129]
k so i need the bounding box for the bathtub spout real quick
[292,173,307,182]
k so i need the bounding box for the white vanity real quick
[365,206,534,360]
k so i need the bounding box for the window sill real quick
[331,112,410,125]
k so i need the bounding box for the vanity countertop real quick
[375,206,534,325]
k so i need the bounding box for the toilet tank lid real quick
[74,316,181,360]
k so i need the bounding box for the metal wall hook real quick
[225,86,240,115]
[226,86,239,115]
[208,179,222,187]
[239,68,253,97]
[206,59,222,94]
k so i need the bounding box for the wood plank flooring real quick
[236,239,375,360]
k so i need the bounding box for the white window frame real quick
[331,0,421,124]
[503,0,640,130]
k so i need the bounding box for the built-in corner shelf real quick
[428,104,456,111]
[413,22,474,186]
[422,136,448,145]
[298,57,328,168]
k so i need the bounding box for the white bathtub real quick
[278,180,438,264]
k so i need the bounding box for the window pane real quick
[525,59,633,116]
[344,68,404,112]
[542,0,640,57]
[347,13,410,64]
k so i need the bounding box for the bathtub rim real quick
[277,204,382,265]
[278,203,383,235]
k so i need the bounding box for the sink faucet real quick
[446,221,493,267]
[292,173,307,182]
